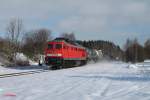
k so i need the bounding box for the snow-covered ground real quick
[0,52,39,74]
[0,65,43,75]
[0,61,150,100]
[0,60,40,75]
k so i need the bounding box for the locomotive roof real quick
[48,38,85,49]
[54,37,70,42]
[54,38,75,44]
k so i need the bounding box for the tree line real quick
[0,18,149,66]
[76,40,124,60]
[124,38,150,63]
[0,18,52,66]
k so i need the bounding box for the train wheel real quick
[63,60,72,68]
[75,60,81,66]
[80,60,87,66]
[51,66,58,70]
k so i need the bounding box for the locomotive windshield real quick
[55,44,62,49]
[47,44,53,49]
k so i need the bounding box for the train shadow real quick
[69,74,150,82]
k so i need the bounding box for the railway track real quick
[0,69,50,78]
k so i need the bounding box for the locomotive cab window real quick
[47,44,53,49]
[55,44,62,49]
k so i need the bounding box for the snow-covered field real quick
[0,53,39,74]
[0,65,43,75]
[0,60,40,75]
[0,61,150,100]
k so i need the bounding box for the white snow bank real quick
[0,62,2,66]
[15,53,38,65]
[29,60,38,65]
[128,64,138,69]
[15,53,28,61]
[144,59,150,63]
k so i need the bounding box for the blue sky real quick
[0,0,150,47]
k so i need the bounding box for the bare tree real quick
[33,29,52,54]
[125,38,144,63]
[144,39,150,59]
[6,18,23,64]
[22,29,52,59]
[124,38,132,51]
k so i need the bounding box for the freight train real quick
[39,38,103,69]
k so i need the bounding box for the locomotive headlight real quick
[47,54,53,56]
[57,53,62,56]
[47,53,62,57]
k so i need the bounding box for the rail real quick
[0,69,50,78]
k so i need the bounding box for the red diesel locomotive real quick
[45,38,87,69]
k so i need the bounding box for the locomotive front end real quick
[45,42,63,66]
